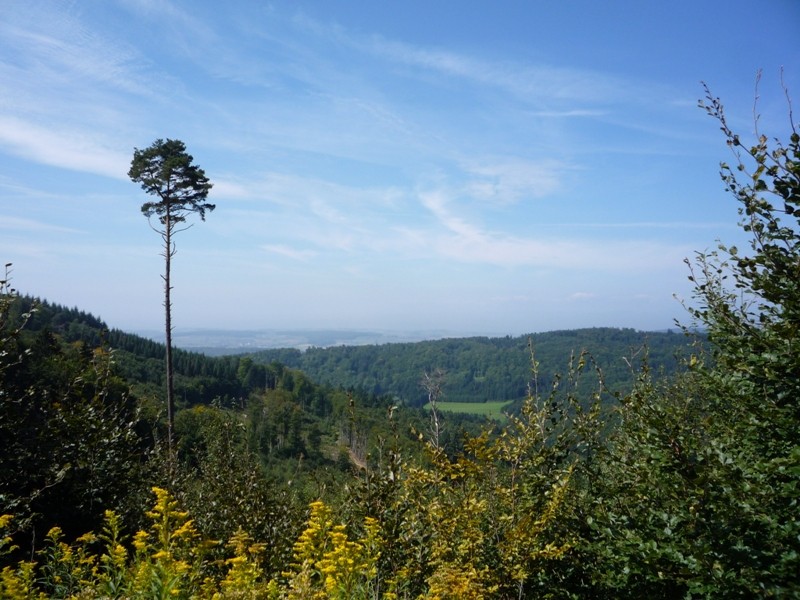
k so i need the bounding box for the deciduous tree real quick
[579,75,800,598]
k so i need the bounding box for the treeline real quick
[249,328,693,407]
[12,295,269,409]
[11,295,236,374]
[12,295,694,412]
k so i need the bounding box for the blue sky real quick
[1,0,798,336]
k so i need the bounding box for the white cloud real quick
[0,116,129,179]
[419,189,487,239]
[462,158,566,204]
[362,35,641,107]
[0,7,154,97]
[0,5,163,177]
[0,215,84,234]
[117,0,217,45]
[209,178,254,200]
[261,244,316,261]
[285,12,668,119]
[568,292,597,301]
[418,189,690,270]
[526,109,606,118]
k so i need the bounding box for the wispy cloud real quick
[0,116,129,179]
[559,221,734,230]
[0,4,166,177]
[462,158,566,204]
[0,215,83,234]
[568,291,597,301]
[0,8,154,97]
[526,109,607,118]
[261,244,316,261]
[211,173,404,216]
[361,35,643,107]
[284,11,669,123]
[115,0,217,47]
[219,175,695,272]
[417,189,689,270]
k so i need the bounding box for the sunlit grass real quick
[423,400,513,421]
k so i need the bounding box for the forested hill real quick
[247,328,696,407]
[12,295,697,411]
[10,295,248,406]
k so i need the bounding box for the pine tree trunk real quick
[163,213,175,459]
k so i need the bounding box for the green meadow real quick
[423,400,514,421]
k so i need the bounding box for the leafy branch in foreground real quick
[580,75,800,598]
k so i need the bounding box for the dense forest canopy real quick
[249,328,692,407]
[6,294,695,412]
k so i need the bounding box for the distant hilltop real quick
[134,328,475,354]
[135,326,683,357]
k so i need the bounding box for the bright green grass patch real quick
[423,400,513,421]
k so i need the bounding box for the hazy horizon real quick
[131,324,689,354]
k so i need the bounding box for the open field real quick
[423,400,514,421]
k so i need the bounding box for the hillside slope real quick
[248,327,696,407]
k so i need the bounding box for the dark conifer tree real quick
[129,139,214,457]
